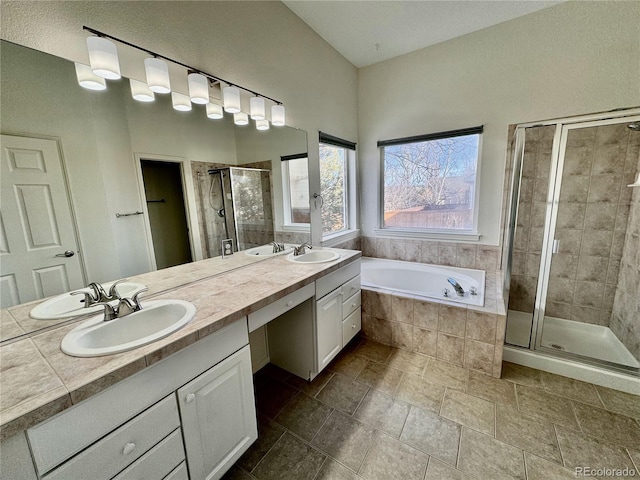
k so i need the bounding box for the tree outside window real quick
[320,143,347,235]
[382,133,480,231]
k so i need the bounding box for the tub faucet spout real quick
[447,278,465,296]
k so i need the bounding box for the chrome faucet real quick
[271,241,285,253]
[293,243,312,256]
[447,278,465,296]
[97,288,147,321]
[72,279,128,308]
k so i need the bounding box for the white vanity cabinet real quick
[178,346,257,480]
[262,259,362,380]
[16,320,255,480]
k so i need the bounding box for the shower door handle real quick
[552,239,559,254]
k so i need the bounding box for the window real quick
[319,132,357,239]
[320,143,347,235]
[379,126,482,233]
[281,154,310,226]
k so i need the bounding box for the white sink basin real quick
[286,249,340,264]
[30,282,146,320]
[61,299,196,357]
[244,243,294,257]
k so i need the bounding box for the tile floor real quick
[224,337,640,480]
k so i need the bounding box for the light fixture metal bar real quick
[83,26,282,105]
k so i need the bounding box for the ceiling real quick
[283,1,563,68]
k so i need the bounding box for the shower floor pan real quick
[506,310,640,369]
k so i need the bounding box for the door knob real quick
[54,250,75,258]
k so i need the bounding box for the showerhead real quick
[628,122,640,131]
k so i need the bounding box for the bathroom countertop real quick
[0,249,361,440]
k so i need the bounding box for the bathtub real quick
[361,257,485,307]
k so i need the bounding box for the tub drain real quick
[548,343,565,351]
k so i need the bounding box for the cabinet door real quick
[178,345,257,480]
[316,287,343,372]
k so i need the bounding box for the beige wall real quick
[358,1,640,245]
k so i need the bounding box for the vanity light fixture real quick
[86,36,121,80]
[256,119,270,131]
[83,26,285,129]
[250,96,266,120]
[188,72,209,104]
[234,112,249,126]
[130,79,155,102]
[206,103,224,120]
[144,58,171,94]
[74,63,107,90]
[271,105,286,127]
[172,92,192,111]
[223,86,241,113]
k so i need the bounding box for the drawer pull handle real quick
[286,301,293,307]
[122,443,136,455]
[185,393,196,403]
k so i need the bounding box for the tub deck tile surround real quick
[0,249,361,440]
[227,337,640,480]
[361,268,506,378]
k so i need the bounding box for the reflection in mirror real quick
[0,40,309,341]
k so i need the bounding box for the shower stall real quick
[502,109,640,387]
[197,167,274,258]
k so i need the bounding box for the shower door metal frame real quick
[509,107,640,374]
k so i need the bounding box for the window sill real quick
[322,229,360,247]
[373,228,481,242]
[281,225,311,233]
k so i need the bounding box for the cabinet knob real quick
[185,393,196,403]
[122,442,136,455]
[351,303,356,308]
[352,324,356,329]
[286,301,293,307]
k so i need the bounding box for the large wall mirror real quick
[0,40,310,340]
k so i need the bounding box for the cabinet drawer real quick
[316,259,361,299]
[248,283,314,332]
[112,428,184,480]
[44,395,180,480]
[342,290,361,318]
[164,462,188,480]
[341,275,361,300]
[342,308,361,347]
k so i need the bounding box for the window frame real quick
[319,142,349,237]
[377,126,483,241]
[317,132,359,244]
[281,154,311,230]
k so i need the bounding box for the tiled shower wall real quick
[610,134,640,359]
[509,126,553,313]
[509,123,636,327]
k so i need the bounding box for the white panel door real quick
[316,287,343,371]
[178,345,257,480]
[0,135,84,307]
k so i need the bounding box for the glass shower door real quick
[505,125,555,348]
[534,117,640,370]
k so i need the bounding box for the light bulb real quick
[130,79,154,102]
[144,58,171,94]
[74,63,106,90]
[172,92,192,111]
[86,36,120,80]
[271,104,285,126]
[188,72,209,104]
[223,86,241,113]
[256,119,270,131]
[250,97,266,120]
[206,103,224,119]
[234,112,249,125]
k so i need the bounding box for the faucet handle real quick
[94,302,118,321]
[70,290,96,308]
[88,282,109,302]
[107,279,128,300]
[129,287,148,310]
